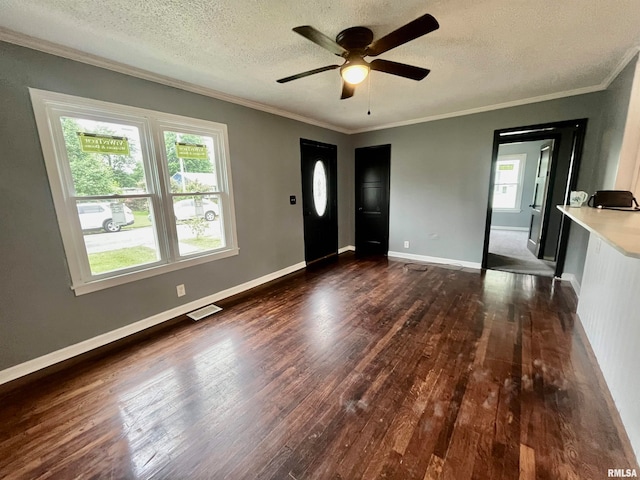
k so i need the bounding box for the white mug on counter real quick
[569,190,589,207]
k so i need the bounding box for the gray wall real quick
[563,55,638,285]
[491,140,547,229]
[0,42,354,370]
[591,55,638,191]
[353,94,605,277]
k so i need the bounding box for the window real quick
[492,154,526,211]
[312,160,328,216]
[30,89,238,295]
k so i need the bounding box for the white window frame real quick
[30,89,239,295]
[492,154,527,212]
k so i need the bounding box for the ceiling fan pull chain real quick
[367,74,372,116]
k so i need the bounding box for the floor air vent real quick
[187,304,222,321]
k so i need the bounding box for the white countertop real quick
[558,205,640,258]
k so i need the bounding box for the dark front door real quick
[355,144,391,255]
[527,141,554,257]
[301,139,338,264]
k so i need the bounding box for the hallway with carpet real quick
[487,229,555,277]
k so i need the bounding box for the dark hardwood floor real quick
[0,253,636,479]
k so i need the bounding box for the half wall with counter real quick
[559,205,640,462]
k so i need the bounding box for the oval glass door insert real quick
[312,160,328,216]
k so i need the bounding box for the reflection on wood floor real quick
[0,253,636,479]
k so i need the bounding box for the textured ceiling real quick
[1,0,640,132]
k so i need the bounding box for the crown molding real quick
[1,27,638,136]
[351,45,640,134]
[0,27,350,134]
[349,85,605,134]
[601,46,640,89]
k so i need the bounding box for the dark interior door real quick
[527,141,554,257]
[301,139,338,264]
[355,144,391,255]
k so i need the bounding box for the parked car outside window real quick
[173,198,219,221]
[77,202,135,233]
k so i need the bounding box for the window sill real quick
[72,247,239,295]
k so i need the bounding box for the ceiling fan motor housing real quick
[336,27,374,53]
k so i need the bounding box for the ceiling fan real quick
[277,13,439,99]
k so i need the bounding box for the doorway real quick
[355,145,391,255]
[300,139,338,265]
[482,119,588,277]
[486,140,556,276]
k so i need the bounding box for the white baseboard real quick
[388,251,482,270]
[0,261,306,386]
[490,226,529,231]
[338,245,355,254]
[561,273,581,296]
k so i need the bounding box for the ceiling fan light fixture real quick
[340,62,370,85]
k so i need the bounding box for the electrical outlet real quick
[404,240,410,248]
[176,284,186,297]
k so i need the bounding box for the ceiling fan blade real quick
[293,26,348,57]
[277,64,340,83]
[370,59,430,81]
[341,81,355,99]
[366,14,439,57]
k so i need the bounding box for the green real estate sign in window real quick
[176,142,208,159]
[77,133,130,155]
